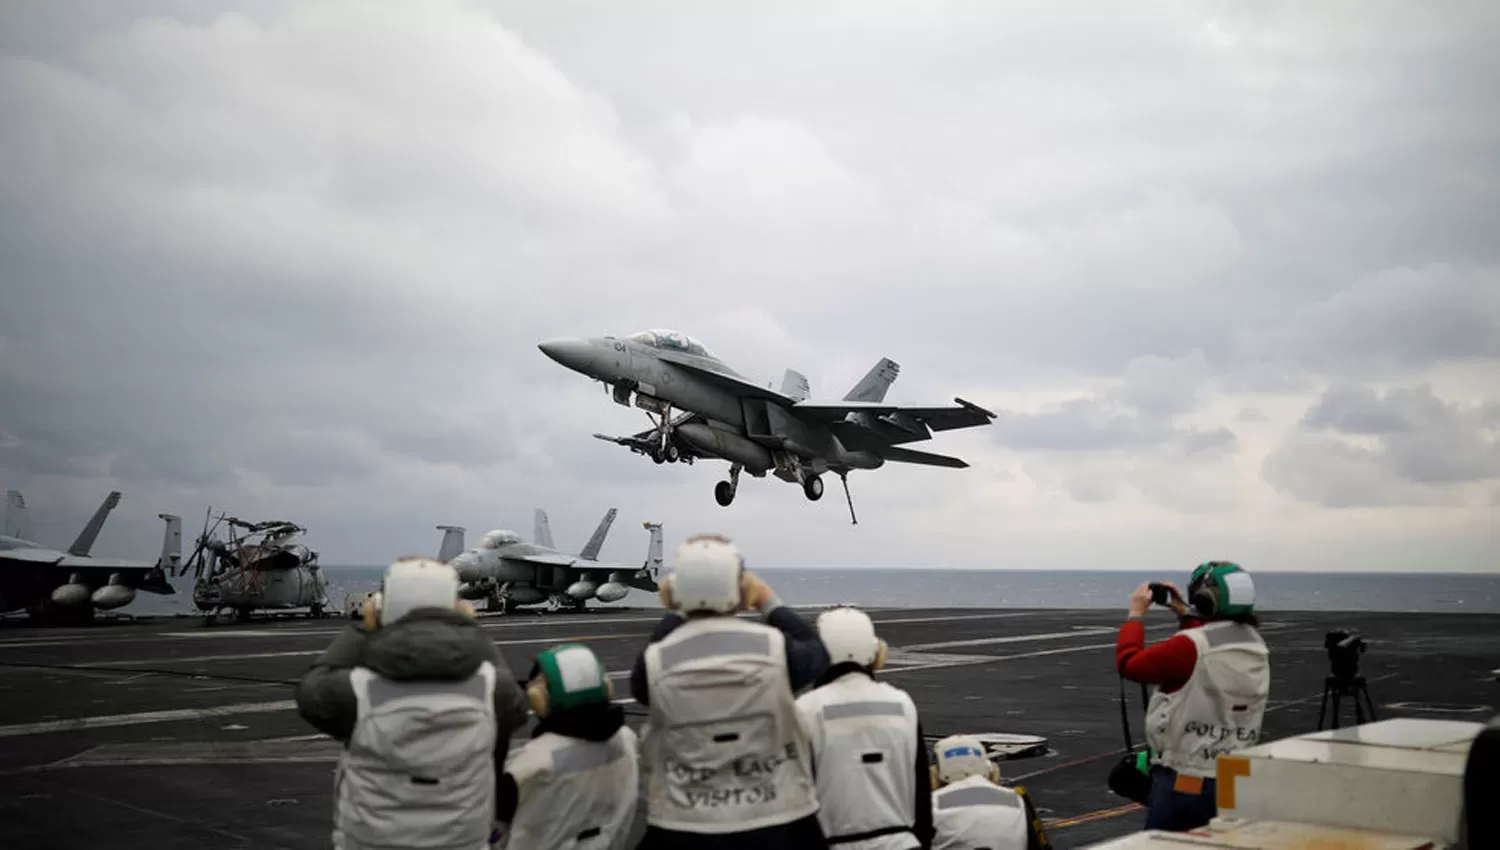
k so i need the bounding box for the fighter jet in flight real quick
[1,490,181,623]
[539,328,996,523]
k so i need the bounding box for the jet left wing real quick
[0,548,70,565]
[499,553,640,573]
[792,397,997,432]
[0,551,176,594]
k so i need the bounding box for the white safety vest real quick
[336,662,499,850]
[931,775,1028,850]
[642,615,819,833]
[796,671,921,850]
[1145,620,1270,778]
[498,726,640,850]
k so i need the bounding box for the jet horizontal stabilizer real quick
[878,446,969,468]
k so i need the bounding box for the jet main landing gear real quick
[715,464,742,507]
[802,475,824,501]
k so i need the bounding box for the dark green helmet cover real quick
[1189,561,1256,617]
[532,643,609,711]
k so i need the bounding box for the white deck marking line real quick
[0,700,296,738]
[900,627,1115,651]
[867,612,1044,625]
[80,632,646,668]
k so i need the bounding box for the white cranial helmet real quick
[934,734,993,785]
[380,557,459,624]
[668,534,743,613]
[816,606,882,667]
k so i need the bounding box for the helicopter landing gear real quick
[715,464,742,506]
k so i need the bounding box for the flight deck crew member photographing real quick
[797,605,934,850]
[295,557,531,850]
[928,735,1029,850]
[494,643,639,850]
[630,533,832,850]
[1117,561,1270,833]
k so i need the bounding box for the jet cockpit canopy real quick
[477,529,521,549]
[626,328,718,361]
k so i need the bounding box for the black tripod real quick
[1317,672,1378,730]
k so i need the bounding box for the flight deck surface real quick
[2,606,1496,849]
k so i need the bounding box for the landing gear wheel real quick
[715,480,736,506]
[803,475,825,501]
[651,447,665,464]
[309,603,324,619]
[665,445,680,463]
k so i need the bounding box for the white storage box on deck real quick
[1075,817,1446,849]
[1214,718,1481,844]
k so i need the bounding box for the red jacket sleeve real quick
[1116,618,1198,692]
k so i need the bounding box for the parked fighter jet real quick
[539,328,996,522]
[0,490,181,623]
[444,509,659,615]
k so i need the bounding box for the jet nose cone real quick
[538,337,598,374]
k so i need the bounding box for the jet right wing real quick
[792,397,997,433]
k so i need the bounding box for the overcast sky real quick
[2,1,1497,575]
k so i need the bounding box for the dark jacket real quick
[294,607,531,762]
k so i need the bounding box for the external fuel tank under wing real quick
[0,489,181,623]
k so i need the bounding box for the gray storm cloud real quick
[1,0,1497,571]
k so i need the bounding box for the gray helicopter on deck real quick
[178,509,330,625]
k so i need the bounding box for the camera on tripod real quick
[1318,630,1377,730]
[1324,630,1367,681]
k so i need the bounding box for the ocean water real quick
[126,567,1500,617]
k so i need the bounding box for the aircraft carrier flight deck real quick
[2,606,1497,849]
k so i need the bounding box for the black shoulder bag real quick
[1106,676,1154,805]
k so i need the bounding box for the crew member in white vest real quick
[928,735,1028,850]
[1117,561,1270,832]
[630,533,832,850]
[797,606,933,850]
[295,557,531,850]
[495,643,639,849]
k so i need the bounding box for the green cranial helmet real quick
[530,643,610,713]
[1188,561,1256,618]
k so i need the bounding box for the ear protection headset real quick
[817,605,888,671]
[659,533,757,612]
[525,644,613,717]
[930,735,1001,789]
[360,556,473,630]
[928,762,1001,790]
[362,591,475,629]
[1188,561,1254,618]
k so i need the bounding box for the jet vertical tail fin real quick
[842,358,900,402]
[578,508,617,560]
[644,521,663,579]
[4,490,33,541]
[68,491,121,556]
[533,509,554,550]
[780,369,811,403]
[436,525,466,563]
[629,521,664,591]
[157,513,183,575]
